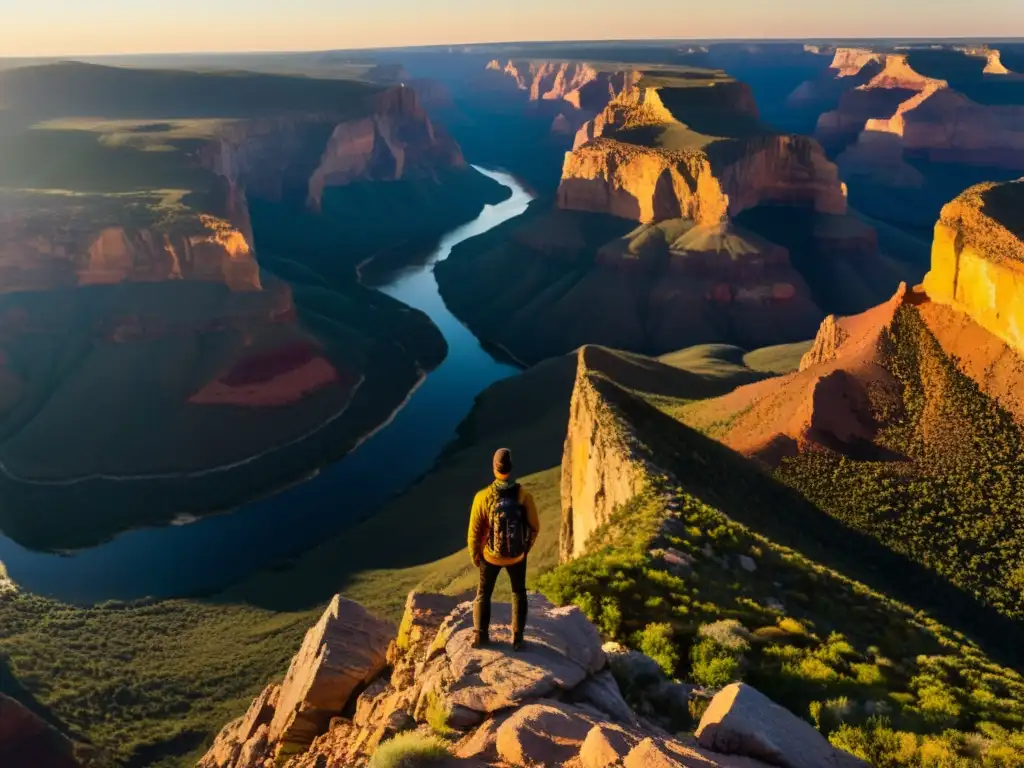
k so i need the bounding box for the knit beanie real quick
[493,447,513,478]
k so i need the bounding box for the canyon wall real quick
[487,59,641,113]
[923,179,1024,354]
[558,134,847,225]
[0,195,262,294]
[307,86,466,210]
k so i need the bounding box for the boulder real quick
[497,701,599,766]
[696,683,867,768]
[440,595,606,714]
[568,669,639,725]
[269,595,395,756]
[626,737,773,768]
[578,723,641,768]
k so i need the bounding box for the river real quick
[0,167,533,603]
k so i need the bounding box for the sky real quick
[1,0,1023,58]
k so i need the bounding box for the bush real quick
[423,690,457,738]
[369,732,452,768]
[691,638,741,689]
[636,622,679,677]
[698,619,751,651]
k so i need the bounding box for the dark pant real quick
[474,559,528,640]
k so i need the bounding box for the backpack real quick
[489,482,527,560]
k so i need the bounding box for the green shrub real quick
[691,638,741,689]
[636,622,679,677]
[423,690,457,738]
[369,732,452,768]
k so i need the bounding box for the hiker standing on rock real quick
[467,447,540,651]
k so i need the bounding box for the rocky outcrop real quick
[0,695,80,768]
[559,72,847,226]
[558,139,730,225]
[924,179,1024,355]
[202,590,862,768]
[572,87,677,150]
[270,595,395,757]
[955,46,1012,75]
[560,347,655,562]
[307,86,466,210]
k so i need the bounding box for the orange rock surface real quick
[923,179,1024,354]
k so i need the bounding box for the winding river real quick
[0,167,532,603]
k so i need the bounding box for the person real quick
[467,447,540,651]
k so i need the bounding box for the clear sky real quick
[1,0,1022,58]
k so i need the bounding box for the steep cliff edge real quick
[923,178,1024,353]
[560,347,653,561]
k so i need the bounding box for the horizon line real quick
[4,33,1024,61]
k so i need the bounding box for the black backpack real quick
[489,482,527,559]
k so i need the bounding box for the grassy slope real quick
[540,353,1024,765]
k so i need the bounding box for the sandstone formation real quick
[307,86,466,210]
[200,589,862,768]
[0,694,79,768]
[923,179,1024,354]
[807,51,1024,175]
[270,595,395,756]
[558,74,848,224]
[435,207,827,364]
[558,139,731,225]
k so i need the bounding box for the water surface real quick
[0,167,532,603]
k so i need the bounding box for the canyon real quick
[0,63,509,549]
[3,40,1024,768]
[436,61,916,364]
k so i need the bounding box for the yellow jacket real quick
[468,480,540,566]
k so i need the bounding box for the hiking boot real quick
[471,632,490,649]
